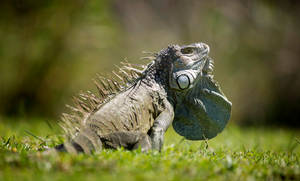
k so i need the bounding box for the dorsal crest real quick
[60,57,156,138]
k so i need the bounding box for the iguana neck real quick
[142,46,179,94]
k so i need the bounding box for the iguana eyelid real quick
[181,47,194,54]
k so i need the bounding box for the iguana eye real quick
[181,47,194,54]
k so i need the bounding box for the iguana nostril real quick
[176,74,190,90]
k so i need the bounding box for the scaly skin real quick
[55,42,231,154]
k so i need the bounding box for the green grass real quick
[0,118,299,181]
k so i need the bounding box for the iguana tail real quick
[55,127,102,154]
[54,130,153,154]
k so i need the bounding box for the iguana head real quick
[150,43,212,90]
[152,42,232,140]
[168,42,211,91]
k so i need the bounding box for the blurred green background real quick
[0,0,299,127]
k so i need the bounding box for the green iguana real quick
[55,42,232,154]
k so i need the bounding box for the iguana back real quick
[87,81,165,135]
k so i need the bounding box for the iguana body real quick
[56,43,232,154]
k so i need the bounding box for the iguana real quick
[55,42,232,154]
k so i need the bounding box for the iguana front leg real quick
[150,99,174,151]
